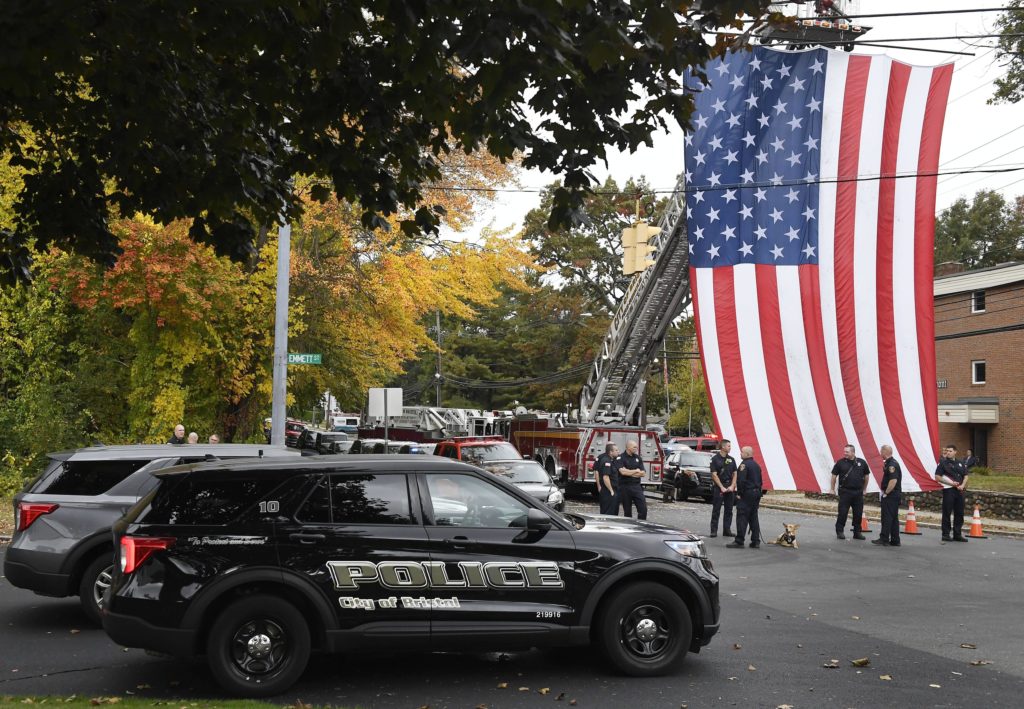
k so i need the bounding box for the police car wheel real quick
[597,582,691,676]
[78,555,114,626]
[206,595,311,697]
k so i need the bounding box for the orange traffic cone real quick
[858,512,872,534]
[968,504,988,539]
[903,499,922,535]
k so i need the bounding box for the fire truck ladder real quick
[580,171,691,423]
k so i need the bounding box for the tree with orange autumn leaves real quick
[0,146,532,478]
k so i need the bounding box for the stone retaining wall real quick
[803,489,1024,521]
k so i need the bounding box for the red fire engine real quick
[507,415,665,496]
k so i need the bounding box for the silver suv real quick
[3,444,298,624]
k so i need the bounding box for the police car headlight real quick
[547,488,564,505]
[665,540,707,559]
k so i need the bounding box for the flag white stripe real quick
[850,56,897,492]
[818,51,867,465]
[694,270,737,448]
[892,66,939,492]
[776,267,836,490]
[734,265,796,489]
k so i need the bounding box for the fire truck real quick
[507,415,665,496]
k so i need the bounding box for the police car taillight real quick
[17,502,59,531]
[120,536,175,574]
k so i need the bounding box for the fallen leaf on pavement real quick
[851,616,860,621]
[496,683,508,689]
[797,644,803,648]
[518,687,529,692]
[569,700,577,706]
[851,658,870,667]
[823,659,840,669]
[539,688,550,695]
[969,660,992,666]
[930,684,942,688]
[733,643,742,650]
[880,675,892,681]
[748,665,757,671]
[556,693,565,701]
[70,629,81,634]
[960,643,977,649]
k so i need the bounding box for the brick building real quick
[934,262,1024,470]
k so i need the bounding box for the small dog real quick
[768,522,800,549]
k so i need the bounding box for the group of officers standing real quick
[593,437,975,546]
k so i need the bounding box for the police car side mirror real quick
[526,507,552,532]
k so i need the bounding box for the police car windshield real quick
[674,450,714,467]
[481,462,550,483]
[460,442,521,464]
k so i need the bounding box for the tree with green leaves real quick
[1,0,771,281]
[993,1,1024,104]
[934,190,1024,270]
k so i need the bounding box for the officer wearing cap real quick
[709,439,737,538]
[726,446,762,549]
[594,443,620,515]
[829,444,870,540]
[872,444,902,547]
[613,440,648,520]
[935,443,970,542]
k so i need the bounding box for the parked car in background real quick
[315,432,349,455]
[434,436,523,465]
[3,444,299,624]
[664,448,716,502]
[668,435,720,453]
[478,459,565,511]
[327,439,355,454]
[284,420,306,447]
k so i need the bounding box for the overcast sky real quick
[470,1,1024,236]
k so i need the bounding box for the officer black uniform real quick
[594,449,620,515]
[727,453,762,548]
[831,454,870,540]
[935,453,969,541]
[613,447,648,520]
[709,449,737,538]
[874,455,902,546]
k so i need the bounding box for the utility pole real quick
[435,309,443,407]
[663,339,671,416]
[270,216,291,446]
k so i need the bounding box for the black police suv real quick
[102,456,720,697]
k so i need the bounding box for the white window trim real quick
[972,360,986,385]
[971,290,986,314]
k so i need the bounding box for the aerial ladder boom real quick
[579,171,692,423]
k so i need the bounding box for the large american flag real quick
[685,46,952,493]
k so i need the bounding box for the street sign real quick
[288,353,322,365]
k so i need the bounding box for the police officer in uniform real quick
[593,443,620,515]
[872,444,902,547]
[709,439,737,538]
[613,440,648,520]
[726,446,762,548]
[935,443,970,542]
[829,444,870,540]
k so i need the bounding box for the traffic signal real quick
[621,225,638,275]
[633,221,660,272]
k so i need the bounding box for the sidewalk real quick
[759,491,1024,538]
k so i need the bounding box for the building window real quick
[972,360,986,385]
[971,290,986,313]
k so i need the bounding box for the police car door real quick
[279,471,433,650]
[418,471,577,650]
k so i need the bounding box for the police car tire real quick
[206,595,311,698]
[78,554,114,626]
[597,582,691,676]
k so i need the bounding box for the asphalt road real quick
[2,498,1023,708]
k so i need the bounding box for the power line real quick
[940,122,1024,168]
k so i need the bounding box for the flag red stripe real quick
[713,268,765,483]
[833,54,883,474]
[756,265,820,490]
[915,65,954,476]
[799,264,849,465]
[689,267,724,439]
[874,62,927,484]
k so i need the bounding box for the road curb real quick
[758,500,1024,539]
